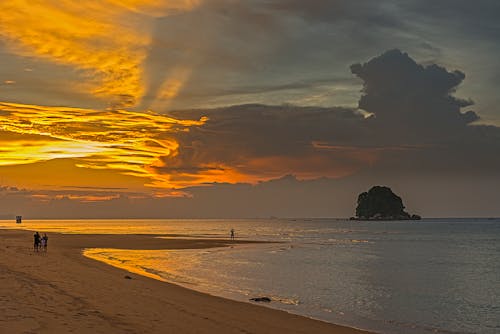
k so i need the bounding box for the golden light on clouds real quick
[0,0,201,107]
[0,1,377,203]
[0,102,206,189]
[0,139,104,166]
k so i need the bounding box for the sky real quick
[0,0,499,218]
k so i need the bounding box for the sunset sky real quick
[0,1,499,218]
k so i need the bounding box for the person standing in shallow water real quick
[33,232,40,252]
[230,228,235,240]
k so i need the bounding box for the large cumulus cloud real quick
[350,50,500,173]
[161,49,500,184]
[351,49,478,129]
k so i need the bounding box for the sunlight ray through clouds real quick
[0,102,207,188]
[0,0,201,107]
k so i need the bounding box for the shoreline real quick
[82,242,270,284]
[0,229,375,334]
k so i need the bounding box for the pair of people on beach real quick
[33,232,48,252]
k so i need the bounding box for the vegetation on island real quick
[352,186,421,221]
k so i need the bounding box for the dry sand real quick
[0,229,374,334]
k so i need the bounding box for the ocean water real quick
[3,218,499,334]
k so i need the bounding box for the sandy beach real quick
[0,229,374,334]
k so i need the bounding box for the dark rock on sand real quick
[250,297,272,303]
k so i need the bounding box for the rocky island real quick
[352,186,421,221]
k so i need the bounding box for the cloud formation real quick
[164,104,371,184]
[2,49,498,194]
[0,1,200,107]
[161,49,500,185]
[1,0,498,121]
[0,102,205,188]
[351,49,478,127]
[0,49,499,217]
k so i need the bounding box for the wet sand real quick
[0,229,374,333]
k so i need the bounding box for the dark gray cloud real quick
[139,0,417,110]
[146,50,500,218]
[135,0,500,123]
[160,50,500,184]
[348,50,500,174]
[162,104,370,181]
[351,49,477,130]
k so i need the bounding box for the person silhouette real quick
[42,233,48,252]
[230,228,235,240]
[33,232,41,252]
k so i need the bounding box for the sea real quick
[2,218,499,334]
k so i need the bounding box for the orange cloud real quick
[0,1,201,107]
[0,101,206,189]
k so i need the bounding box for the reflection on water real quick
[83,248,213,285]
[3,218,500,334]
[83,245,302,307]
[84,248,173,282]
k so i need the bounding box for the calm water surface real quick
[3,218,499,334]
